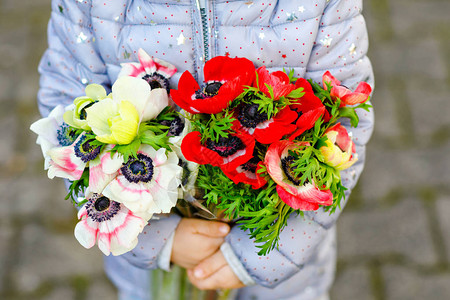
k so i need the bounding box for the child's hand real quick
[187,250,245,290]
[171,218,230,269]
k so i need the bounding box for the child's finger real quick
[188,265,245,290]
[191,219,230,237]
[192,250,227,280]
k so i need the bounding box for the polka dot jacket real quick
[38,0,374,299]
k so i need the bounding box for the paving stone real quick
[337,197,436,265]
[435,196,450,262]
[0,221,14,292]
[0,0,51,12]
[370,36,447,80]
[86,277,118,300]
[0,114,17,166]
[383,265,450,300]
[12,223,105,293]
[369,83,403,141]
[46,287,74,300]
[357,144,450,202]
[406,77,450,141]
[331,266,374,300]
[390,1,450,38]
[0,174,73,220]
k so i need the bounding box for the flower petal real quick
[181,131,223,166]
[103,175,155,213]
[276,185,320,211]
[85,84,107,100]
[141,88,169,121]
[74,218,98,249]
[112,76,152,119]
[86,98,119,136]
[118,62,146,78]
[138,48,158,75]
[47,145,85,180]
[153,56,177,78]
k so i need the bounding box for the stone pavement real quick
[0,0,449,299]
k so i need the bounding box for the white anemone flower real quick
[111,76,169,122]
[118,48,177,92]
[74,192,152,256]
[86,76,170,145]
[30,104,78,169]
[47,133,106,181]
[100,145,182,215]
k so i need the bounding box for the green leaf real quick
[112,138,141,162]
[65,169,90,205]
[338,107,359,127]
[355,101,372,112]
[286,87,305,99]
[140,130,170,151]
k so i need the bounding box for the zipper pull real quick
[196,0,206,9]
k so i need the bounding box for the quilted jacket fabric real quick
[38,0,374,299]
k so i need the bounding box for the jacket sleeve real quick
[39,0,181,269]
[38,0,109,117]
[224,0,374,288]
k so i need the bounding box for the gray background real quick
[1,0,449,299]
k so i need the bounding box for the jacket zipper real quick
[196,0,210,62]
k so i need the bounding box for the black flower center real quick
[86,193,121,222]
[281,155,302,186]
[142,73,170,92]
[204,82,222,96]
[237,103,268,128]
[121,153,154,183]
[160,116,185,137]
[195,81,223,99]
[291,107,304,123]
[130,161,146,175]
[94,196,111,212]
[240,155,260,173]
[57,123,79,147]
[74,135,102,163]
[205,135,245,157]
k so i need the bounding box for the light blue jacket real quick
[38,1,374,299]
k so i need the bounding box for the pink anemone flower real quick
[322,71,372,106]
[265,140,333,211]
[100,145,182,215]
[74,192,151,256]
[119,48,177,92]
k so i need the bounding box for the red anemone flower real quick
[322,71,372,106]
[289,78,326,141]
[181,130,255,170]
[265,140,333,211]
[221,158,267,189]
[232,104,297,144]
[171,56,255,114]
[255,66,295,100]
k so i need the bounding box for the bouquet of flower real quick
[31,48,372,259]
[30,49,191,256]
[170,55,372,255]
